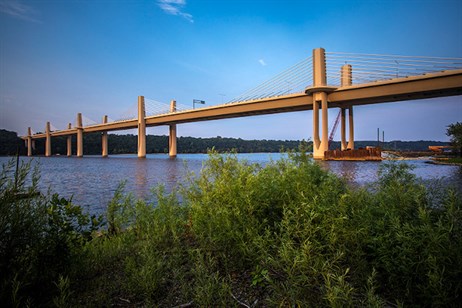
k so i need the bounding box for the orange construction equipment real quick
[429,145,452,153]
[328,110,342,147]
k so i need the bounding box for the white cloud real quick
[157,0,193,23]
[0,0,40,23]
[259,59,267,66]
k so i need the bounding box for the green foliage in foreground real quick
[1,152,461,307]
[0,159,102,307]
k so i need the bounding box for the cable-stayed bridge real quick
[22,48,462,159]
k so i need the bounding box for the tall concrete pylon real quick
[45,122,51,157]
[67,123,72,156]
[169,100,177,158]
[27,127,32,156]
[348,107,354,150]
[102,115,108,157]
[138,96,146,158]
[341,108,347,150]
[340,64,354,150]
[311,48,330,159]
[76,113,83,157]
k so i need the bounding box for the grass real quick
[1,150,461,306]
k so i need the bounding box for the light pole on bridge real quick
[219,93,226,104]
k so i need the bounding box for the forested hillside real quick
[0,129,27,155]
[0,129,450,156]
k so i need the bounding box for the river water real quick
[2,153,461,216]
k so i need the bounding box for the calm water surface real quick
[2,153,461,216]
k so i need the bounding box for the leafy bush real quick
[76,151,462,306]
[3,152,460,307]
[0,158,102,306]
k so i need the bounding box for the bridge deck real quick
[24,69,462,139]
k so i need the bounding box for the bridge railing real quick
[326,51,462,86]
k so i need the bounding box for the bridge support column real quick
[340,64,354,150]
[311,48,331,159]
[313,95,320,150]
[340,107,354,150]
[102,115,108,157]
[312,92,329,159]
[45,122,51,157]
[67,123,72,156]
[341,108,347,150]
[347,106,354,150]
[138,96,146,158]
[27,127,32,156]
[169,100,177,158]
[76,113,83,158]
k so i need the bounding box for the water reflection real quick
[319,160,361,184]
[134,159,149,199]
[166,158,179,186]
[1,154,461,217]
[320,159,462,191]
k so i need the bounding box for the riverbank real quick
[428,157,462,166]
[382,150,436,158]
[382,150,462,164]
[1,152,461,307]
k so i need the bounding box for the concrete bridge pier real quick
[102,115,108,157]
[312,92,329,159]
[45,122,51,157]
[310,48,335,160]
[138,96,146,158]
[341,108,347,150]
[27,127,32,156]
[76,113,83,157]
[340,107,354,150]
[347,107,354,149]
[340,64,354,151]
[169,100,177,158]
[67,123,72,156]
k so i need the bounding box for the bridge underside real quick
[26,71,462,138]
[327,70,462,107]
[23,68,462,160]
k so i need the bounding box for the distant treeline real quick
[0,128,450,156]
[0,129,301,156]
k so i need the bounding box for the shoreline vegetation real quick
[428,157,462,166]
[1,150,461,307]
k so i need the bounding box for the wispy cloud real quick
[157,0,193,23]
[0,0,41,23]
[259,59,267,66]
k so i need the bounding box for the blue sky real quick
[0,0,461,141]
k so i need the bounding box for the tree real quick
[447,122,462,156]
[0,129,26,155]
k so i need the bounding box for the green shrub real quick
[183,152,461,306]
[0,158,101,306]
[4,152,460,307]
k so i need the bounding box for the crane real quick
[328,110,342,148]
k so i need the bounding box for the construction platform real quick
[324,148,382,161]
